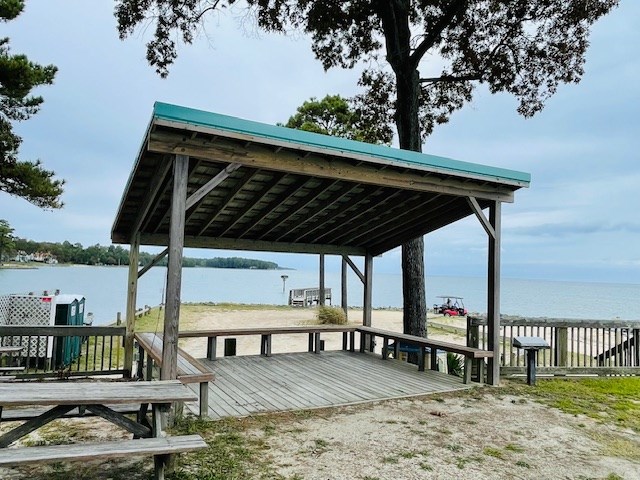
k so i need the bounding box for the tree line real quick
[9,237,280,270]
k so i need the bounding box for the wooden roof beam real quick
[215,172,288,237]
[128,156,173,241]
[139,233,366,256]
[255,179,341,241]
[238,177,311,239]
[308,190,408,245]
[148,131,516,202]
[334,193,440,246]
[368,199,469,255]
[273,183,363,242]
[195,168,260,237]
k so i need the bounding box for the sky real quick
[2,1,639,285]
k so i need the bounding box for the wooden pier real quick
[180,351,472,419]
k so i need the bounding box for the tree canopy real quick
[0,218,14,264]
[115,0,618,337]
[0,0,63,209]
[281,94,393,145]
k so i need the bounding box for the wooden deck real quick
[181,351,473,419]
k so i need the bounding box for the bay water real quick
[1,265,638,325]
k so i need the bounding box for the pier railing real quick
[0,325,126,379]
[467,316,640,377]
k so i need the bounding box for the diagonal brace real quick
[467,197,495,239]
[186,163,242,210]
[342,255,365,284]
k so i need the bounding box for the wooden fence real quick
[0,325,126,379]
[467,316,640,377]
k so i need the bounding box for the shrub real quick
[317,306,347,325]
[447,352,464,377]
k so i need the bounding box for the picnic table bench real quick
[356,326,494,384]
[0,380,206,479]
[135,332,215,418]
[179,325,358,359]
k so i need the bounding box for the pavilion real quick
[111,102,530,387]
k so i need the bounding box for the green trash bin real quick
[53,294,85,368]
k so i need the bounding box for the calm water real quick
[1,265,638,325]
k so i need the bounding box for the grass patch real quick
[483,447,505,459]
[504,443,525,453]
[505,378,640,433]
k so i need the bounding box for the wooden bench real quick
[0,434,207,479]
[356,326,494,384]
[134,332,214,418]
[179,325,358,359]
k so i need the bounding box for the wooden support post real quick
[555,327,568,367]
[124,233,140,378]
[467,319,481,382]
[314,332,321,354]
[308,333,314,352]
[207,337,217,361]
[430,349,438,371]
[199,382,209,418]
[349,331,355,352]
[342,332,348,350]
[146,357,154,381]
[137,346,145,380]
[363,253,373,351]
[487,202,502,386]
[161,155,189,382]
[319,253,326,306]
[341,256,348,319]
[464,357,473,384]
[382,337,389,360]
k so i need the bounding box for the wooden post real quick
[341,256,348,319]
[319,254,326,306]
[123,232,140,378]
[487,202,502,386]
[161,155,189,381]
[363,253,373,351]
[467,317,481,382]
[555,327,568,367]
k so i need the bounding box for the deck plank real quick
[183,351,473,419]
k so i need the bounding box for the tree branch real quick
[410,0,468,67]
[420,73,481,83]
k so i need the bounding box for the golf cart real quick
[433,296,467,316]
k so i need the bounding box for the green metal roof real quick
[153,102,531,186]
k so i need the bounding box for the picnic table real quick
[0,380,196,447]
[0,380,206,479]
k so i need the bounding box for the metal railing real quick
[467,316,640,376]
[0,325,126,379]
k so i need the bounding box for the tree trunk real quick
[396,66,427,339]
[377,1,428,339]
